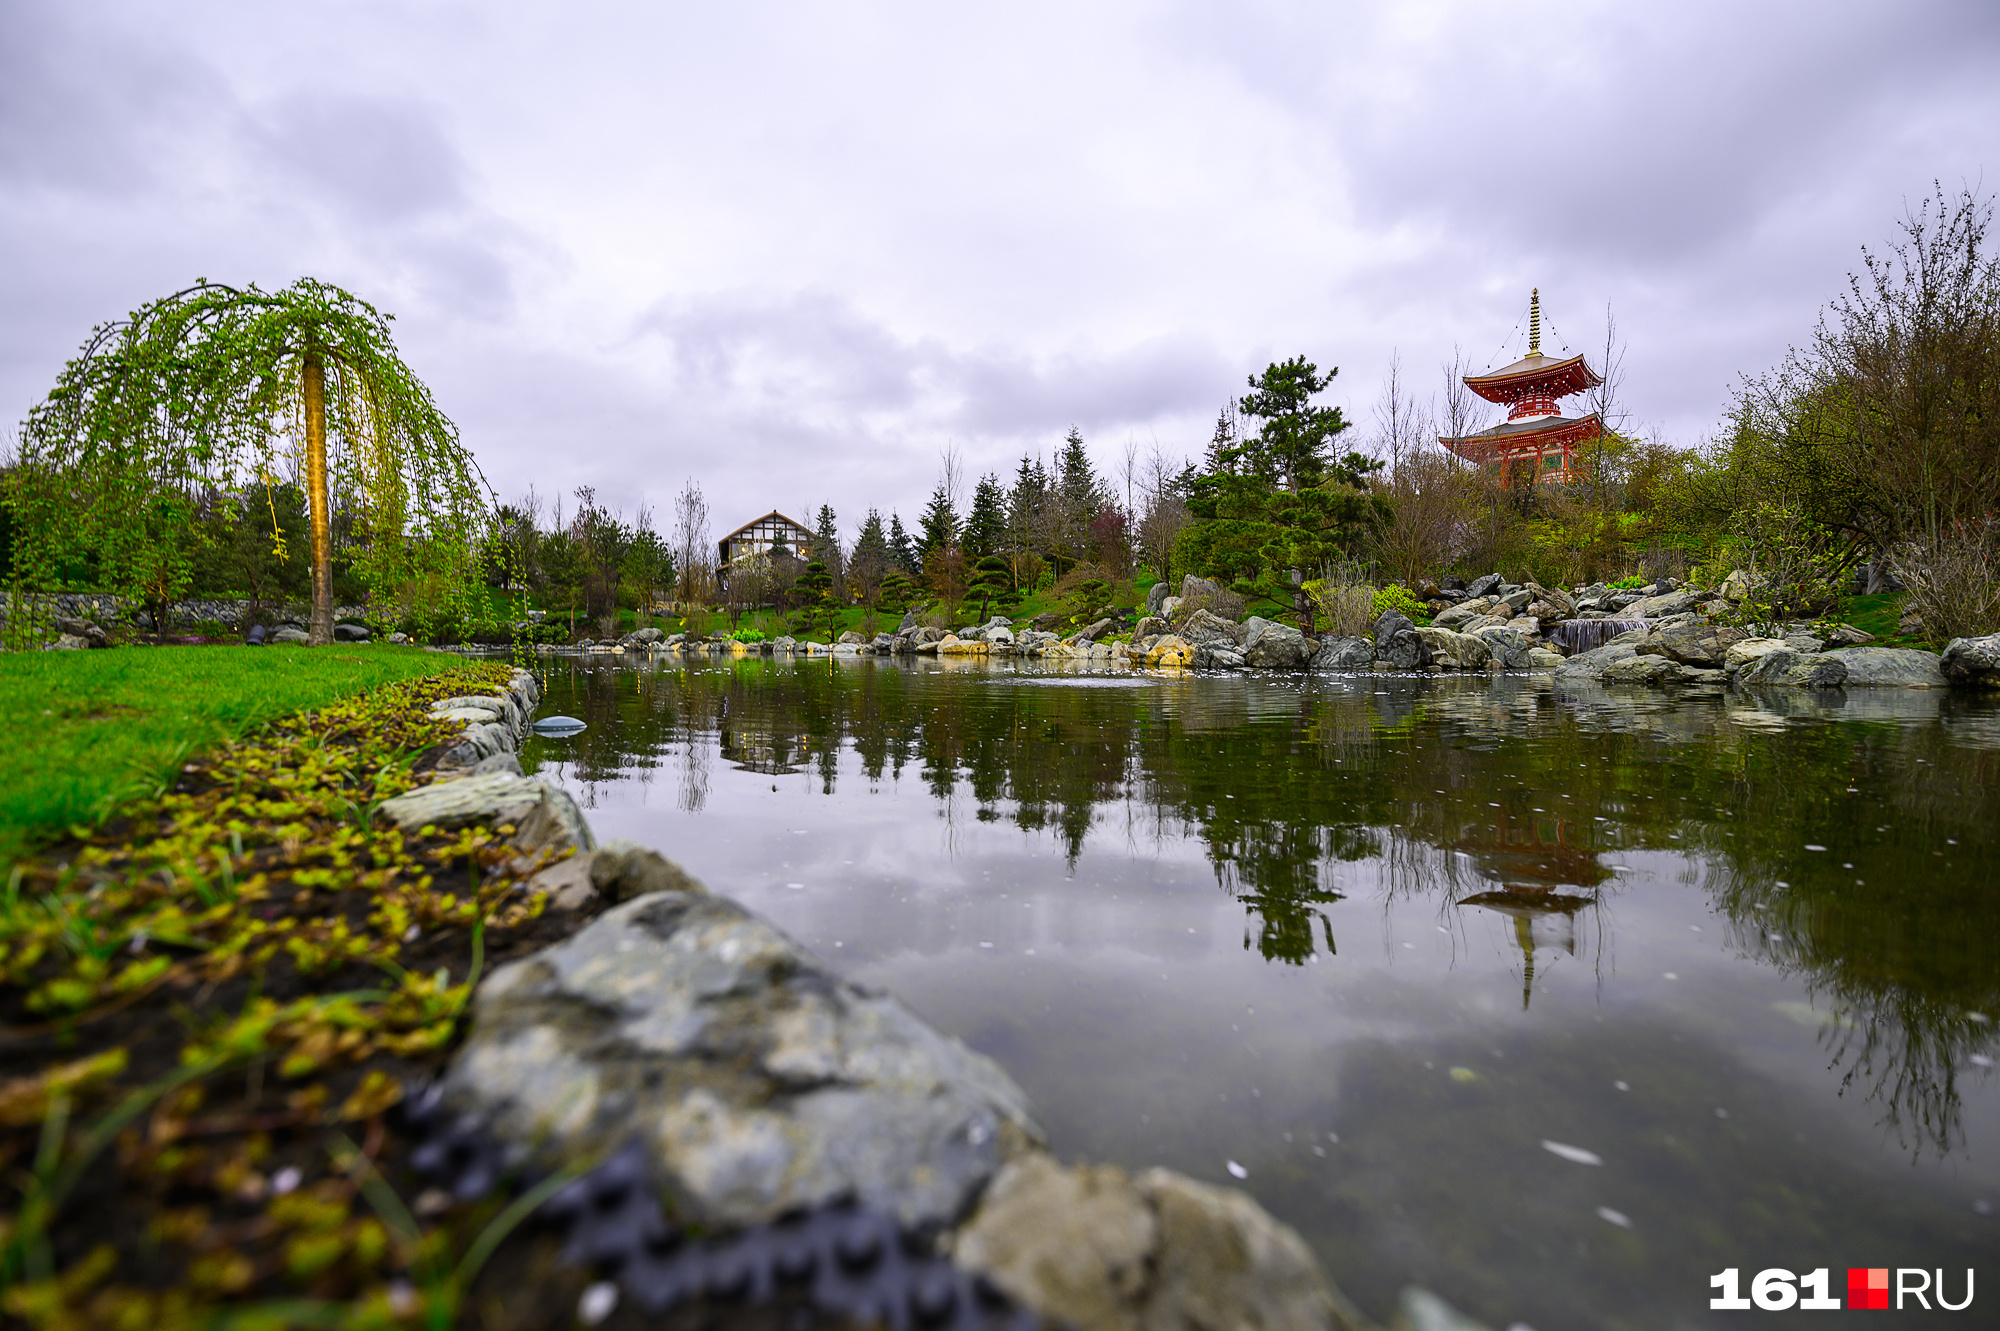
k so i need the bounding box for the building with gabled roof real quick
[716,511,814,592]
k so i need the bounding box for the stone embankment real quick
[405,675,1384,1330]
[515,570,2000,695]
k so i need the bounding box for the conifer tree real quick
[917,483,959,557]
[1182,356,1386,631]
[812,504,844,595]
[849,508,891,602]
[964,473,1007,557]
[967,553,1019,621]
[888,512,918,572]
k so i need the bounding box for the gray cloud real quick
[4,0,1998,537]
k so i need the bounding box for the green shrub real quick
[730,629,766,644]
[1372,584,1428,624]
[1608,574,1648,590]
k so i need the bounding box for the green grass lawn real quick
[0,644,459,866]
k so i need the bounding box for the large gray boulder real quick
[1625,588,1702,619]
[1178,573,1228,607]
[1465,573,1503,599]
[443,892,1043,1231]
[1146,580,1172,617]
[1600,654,1692,686]
[1941,633,2000,688]
[1181,608,1247,647]
[1637,622,1750,668]
[1553,643,1639,681]
[949,1153,1360,1331]
[1826,647,1947,687]
[1430,600,1489,630]
[1414,626,1491,671]
[1372,608,1430,670]
[1242,616,1311,669]
[1468,624,1534,670]
[1723,637,1788,675]
[1308,636,1375,671]
[376,773,594,853]
[1735,648,1848,688]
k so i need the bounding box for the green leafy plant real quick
[9,278,491,649]
[1371,583,1428,624]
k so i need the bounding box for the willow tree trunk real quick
[303,354,335,646]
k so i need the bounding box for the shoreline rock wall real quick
[410,673,1374,1330]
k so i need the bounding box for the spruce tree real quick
[964,473,1006,557]
[849,508,890,602]
[811,504,843,591]
[917,483,958,557]
[1056,427,1103,515]
[887,512,918,572]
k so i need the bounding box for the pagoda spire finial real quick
[1528,288,1541,358]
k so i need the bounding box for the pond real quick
[520,656,2000,1329]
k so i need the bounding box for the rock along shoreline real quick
[478,571,2000,696]
[417,668,1377,1331]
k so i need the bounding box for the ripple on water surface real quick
[521,656,2000,1330]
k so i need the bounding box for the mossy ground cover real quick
[0,646,465,869]
[0,660,599,1329]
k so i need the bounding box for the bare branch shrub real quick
[1307,560,1376,637]
[1890,516,2000,640]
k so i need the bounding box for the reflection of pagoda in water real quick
[1451,803,1609,1008]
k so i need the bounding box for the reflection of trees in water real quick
[531,659,2000,1147]
[1672,706,2000,1156]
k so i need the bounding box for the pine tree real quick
[888,513,917,572]
[1180,355,1386,632]
[849,508,890,602]
[1052,428,1104,571]
[1204,407,1237,474]
[1056,427,1103,515]
[917,483,958,557]
[812,504,843,593]
[878,567,918,617]
[967,553,1019,621]
[964,473,1006,557]
[794,559,835,636]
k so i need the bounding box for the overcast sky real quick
[5,1,1997,541]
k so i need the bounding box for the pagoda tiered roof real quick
[1437,289,1608,483]
[1464,351,1602,409]
[1441,411,1604,463]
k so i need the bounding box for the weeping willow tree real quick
[7,278,490,645]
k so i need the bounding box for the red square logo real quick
[1848,1268,1889,1309]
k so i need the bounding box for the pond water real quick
[520,656,2000,1329]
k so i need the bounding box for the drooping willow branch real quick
[8,278,493,645]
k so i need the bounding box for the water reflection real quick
[522,656,1999,1324]
[529,657,1998,1160]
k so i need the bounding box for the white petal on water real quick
[1805,844,1827,851]
[1541,1140,1603,1166]
[1663,972,1679,980]
[786,882,805,890]
[1596,1206,1633,1228]
[578,1282,619,1326]
[1968,1054,1993,1068]
[1226,1160,1249,1179]
[1614,1080,1630,1092]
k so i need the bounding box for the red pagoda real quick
[1441,289,1603,484]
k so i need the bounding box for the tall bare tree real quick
[671,477,713,603]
